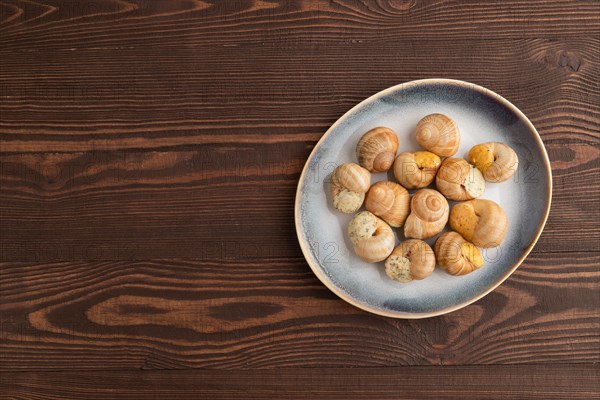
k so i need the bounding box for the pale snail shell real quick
[393,151,441,189]
[356,127,399,172]
[404,189,449,240]
[449,199,508,248]
[385,239,436,283]
[415,113,460,157]
[364,181,410,228]
[468,142,519,182]
[348,211,395,263]
[434,231,484,276]
[436,158,485,201]
[330,163,371,213]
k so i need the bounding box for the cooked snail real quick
[356,127,399,172]
[415,113,460,157]
[330,163,371,213]
[435,157,485,201]
[348,211,395,263]
[364,181,410,228]
[468,142,519,182]
[434,231,484,276]
[393,151,441,189]
[404,189,449,240]
[449,199,508,248]
[385,239,436,282]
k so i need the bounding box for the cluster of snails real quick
[330,113,518,283]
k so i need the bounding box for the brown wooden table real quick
[1,1,599,398]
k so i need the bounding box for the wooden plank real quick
[1,252,598,370]
[1,365,599,399]
[1,39,598,153]
[1,1,598,396]
[1,136,598,260]
[1,0,599,52]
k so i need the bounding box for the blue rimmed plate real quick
[295,79,552,318]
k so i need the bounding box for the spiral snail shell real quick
[436,158,485,201]
[364,181,410,228]
[356,127,399,172]
[449,199,508,248]
[393,151,441,189]
[330,163,371,213]
[434,231,484,276]
[348,211,395,263]
[468,142,518,182]
[385,239,436,283]
[415,113,460,157]
[404,189,449,240]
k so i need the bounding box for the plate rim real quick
[294,78,553,319]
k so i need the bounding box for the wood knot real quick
[388,0,417,11]
[558,52,581,72]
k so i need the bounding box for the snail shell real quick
[393,151,441,189]
[468,142,519,182]
[356,127,399,172]
[330,163,371,213]
[364,181,410,228]
[415,113,460,157]
[434,231,484,276]
[436,158,485,201]
[449,199,508,248]
[348,211,395,263]
[404,189,449,240]
[385,239,436,282]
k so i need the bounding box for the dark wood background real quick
[1,1,599,398]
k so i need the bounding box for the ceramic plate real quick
[295,79,552,318]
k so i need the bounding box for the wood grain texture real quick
[1,39,598,153]
[1,0,599,396]
[2,365,599,399]
[1,0,599,52]
[0,138,597,261]
[1,253,598,370]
